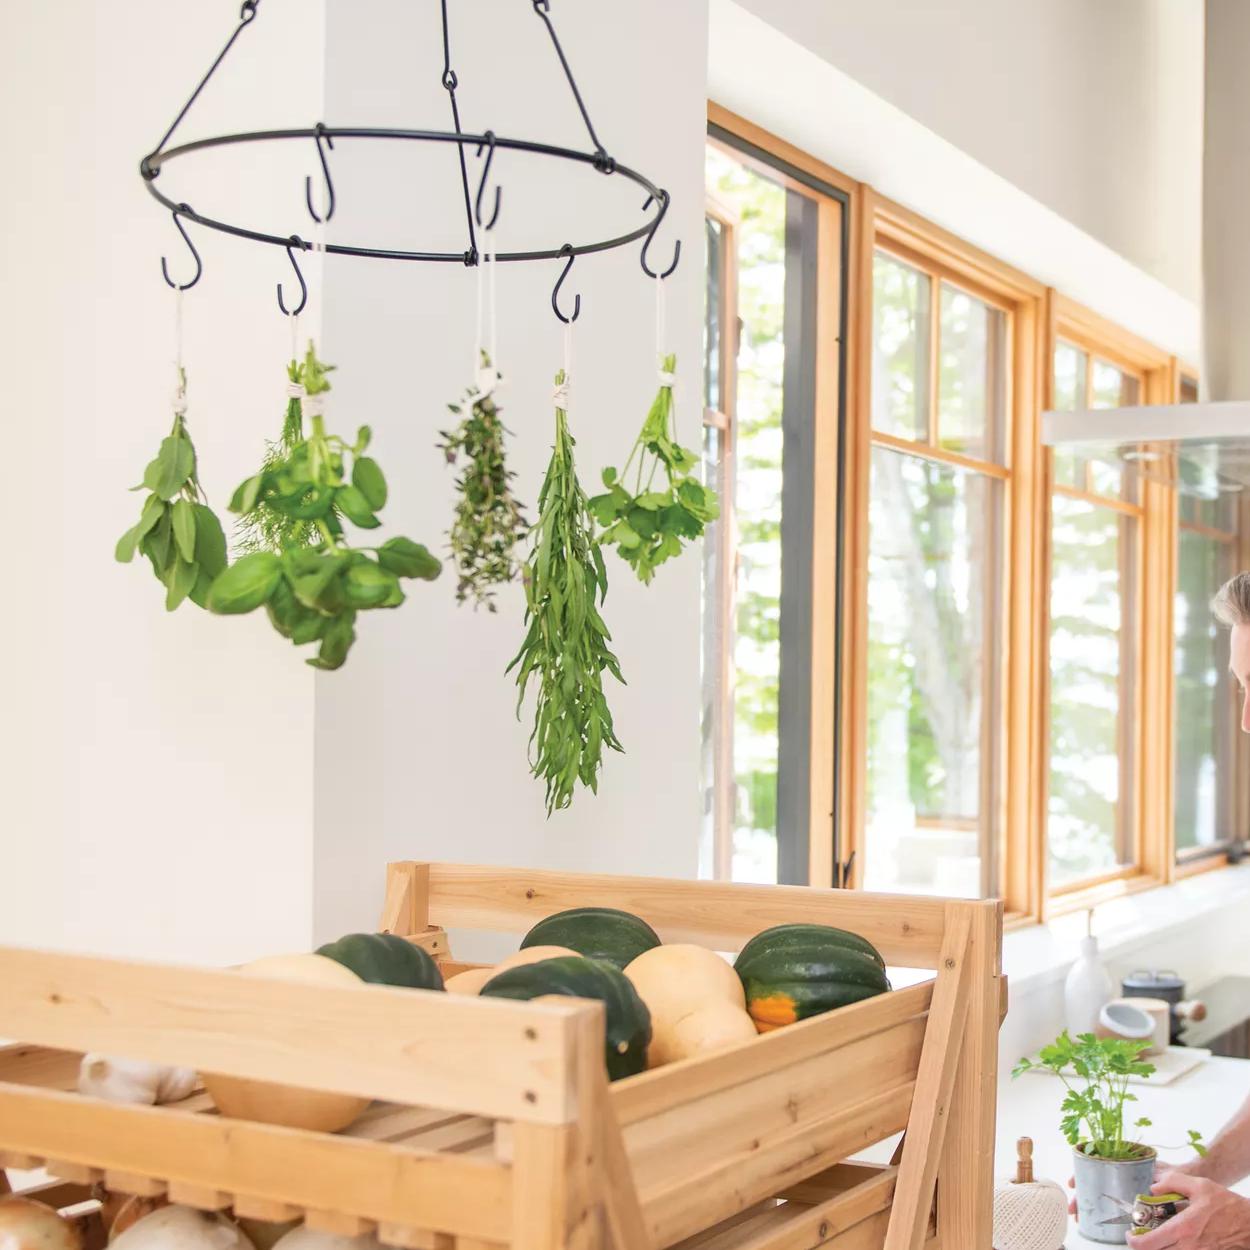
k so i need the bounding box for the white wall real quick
[733,0,1204,305]
[0,0,323,964]
[311,0,710,942]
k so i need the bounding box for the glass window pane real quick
[1048,496,1137,887]
[704,217,724,413]
[703,145,788,884]
[864,446,1000,898]
[1175,528,1236,853]
[872,253,931,442]
[699,421,729,881]
[938,284,1007,463]
[1180,376,1199,404]
[1088,361,1139,496]
[1052,343,1087,489]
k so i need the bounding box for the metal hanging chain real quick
[531,1,613,172]
[439,0,479,264]
[142,1,262,179]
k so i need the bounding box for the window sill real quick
[1003,862,1250,995]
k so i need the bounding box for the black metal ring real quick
[442,69,458,91]
[140,126,665,264]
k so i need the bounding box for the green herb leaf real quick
[352,456,387,509]
[343,559,402,608]
[172,498,197,563]
[192,504,228,578]
[143,433,195,501]
[230,474,266,515]
[335,483,380,529]
[376,536,442,580]
[165,556,199,612]
[207,551,283,615]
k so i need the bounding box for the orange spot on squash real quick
[748,993,798,1032]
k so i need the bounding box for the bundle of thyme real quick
[507,370,624,813]
[590,354,719,584]
[438,353,527,610]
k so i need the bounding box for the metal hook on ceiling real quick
[551,244,581,324]
[277,235,309,317]
[474,130,502,231]
[160,204,203,291]
[640,189,681,279]
[305,123,336,224]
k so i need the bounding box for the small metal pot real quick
[1072,1144,1157,1244]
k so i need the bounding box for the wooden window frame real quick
[705,103,1244,924]
[703,105,852,887]
[842,193,1046,923]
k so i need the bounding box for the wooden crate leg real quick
[379,862,430,937]
[593,1086,648,1250]
[883,905,973,1250]
[936,901,1003,1250]
[0,1166,11,1198]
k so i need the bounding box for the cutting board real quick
[1020,1044,1210,1087]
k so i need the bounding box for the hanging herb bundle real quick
[233,352,327,555]
[589,353,719,584]
[115,370,229,612]
[206,344,442,671]
[507,370,625,813]
[437,352,527,611]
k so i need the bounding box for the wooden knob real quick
[1176,999,1207,1023]
[1016,1136,1034,1184]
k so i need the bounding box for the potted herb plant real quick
[1014,1033,1204,1244]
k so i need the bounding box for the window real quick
[1047,342,1144,890]
[700,132,846,885]
[1174,486,1239,858]
[862,251,1009,897]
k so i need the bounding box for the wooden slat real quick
[776,1162,893,1204]
[425,865,949,967]
[0,947,583,1124]
[672,1170,895,1250]
[594,1080,650,1250]
[643,1083,915,1248]
[5,1179,95,1209]
[614,983,932,1128]
[0,1083,511,1242]
[378,1226,453,1250]
[233,1196,301,1222]
[345,1104,465,1144]
[883,910,972,1250]
[0,1151,41,1170]
[403,1117,496,1154]
[165,1181,230,1209]
[304,1209,377,1237]
[0,1044,82,1089]
[103,1171,166,1197]
[379,862,429,936]
[409,928,448,958]
[625,1016,925,1195]
[47,1161,104,1184]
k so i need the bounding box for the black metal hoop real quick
[140,127,665,265]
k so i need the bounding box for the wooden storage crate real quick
[0,862,1005,1250]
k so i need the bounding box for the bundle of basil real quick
[589,353,719,584]
[207,344,441,671]
[115,370,229,611]
[438,352,527,611]
[508,370,624,813]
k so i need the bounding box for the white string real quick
[553,320,572,409]
[655,273,666,361]
[473,238,502,398]
[172,287,188,415]
[290,311,300,365]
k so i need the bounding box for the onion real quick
[107,1196,167,1244]
[110,1207,253,1250]
[78,1056,197,1106]
[0,1197,83,1250]
[272,1230,382,1250]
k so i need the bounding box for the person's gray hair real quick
[1212,573,1250,627]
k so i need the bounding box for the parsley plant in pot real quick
[1014,1033,1204,1244]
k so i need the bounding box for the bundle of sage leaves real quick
[507,370,624,813]
[206,344,441,671]
[438,352,527,611]
[589,353,719,584]
[115,369,229,612]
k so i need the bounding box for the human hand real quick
[1129,1171,1250,1249]
[1066,1159,1206,1218]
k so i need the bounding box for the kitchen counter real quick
[995,1053,1250,1247]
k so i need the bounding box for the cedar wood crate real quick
[0,862,1005,1250]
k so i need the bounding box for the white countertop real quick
[995,1053,1250,1247]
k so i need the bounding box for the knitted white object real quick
[992,1177,1068,1250]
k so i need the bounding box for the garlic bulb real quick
[78,1055,197,1105]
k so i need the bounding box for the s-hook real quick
[160,204,203,291]
[640,190,681,279]
[474,131,502,231]
[305,123,336,224]
[277,235,309,317]
[551,244,581,324]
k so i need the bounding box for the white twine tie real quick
[655,275,675,388]
[553,320,572,409]
[473,238,502,397]
[172,287,188,415]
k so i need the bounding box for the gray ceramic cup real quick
[1072,1145,1158,1244]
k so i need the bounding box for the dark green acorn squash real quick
[733,923,890,1032]
[520,907,661,970]
[316,932,444,990]
[481,955,652,1081]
